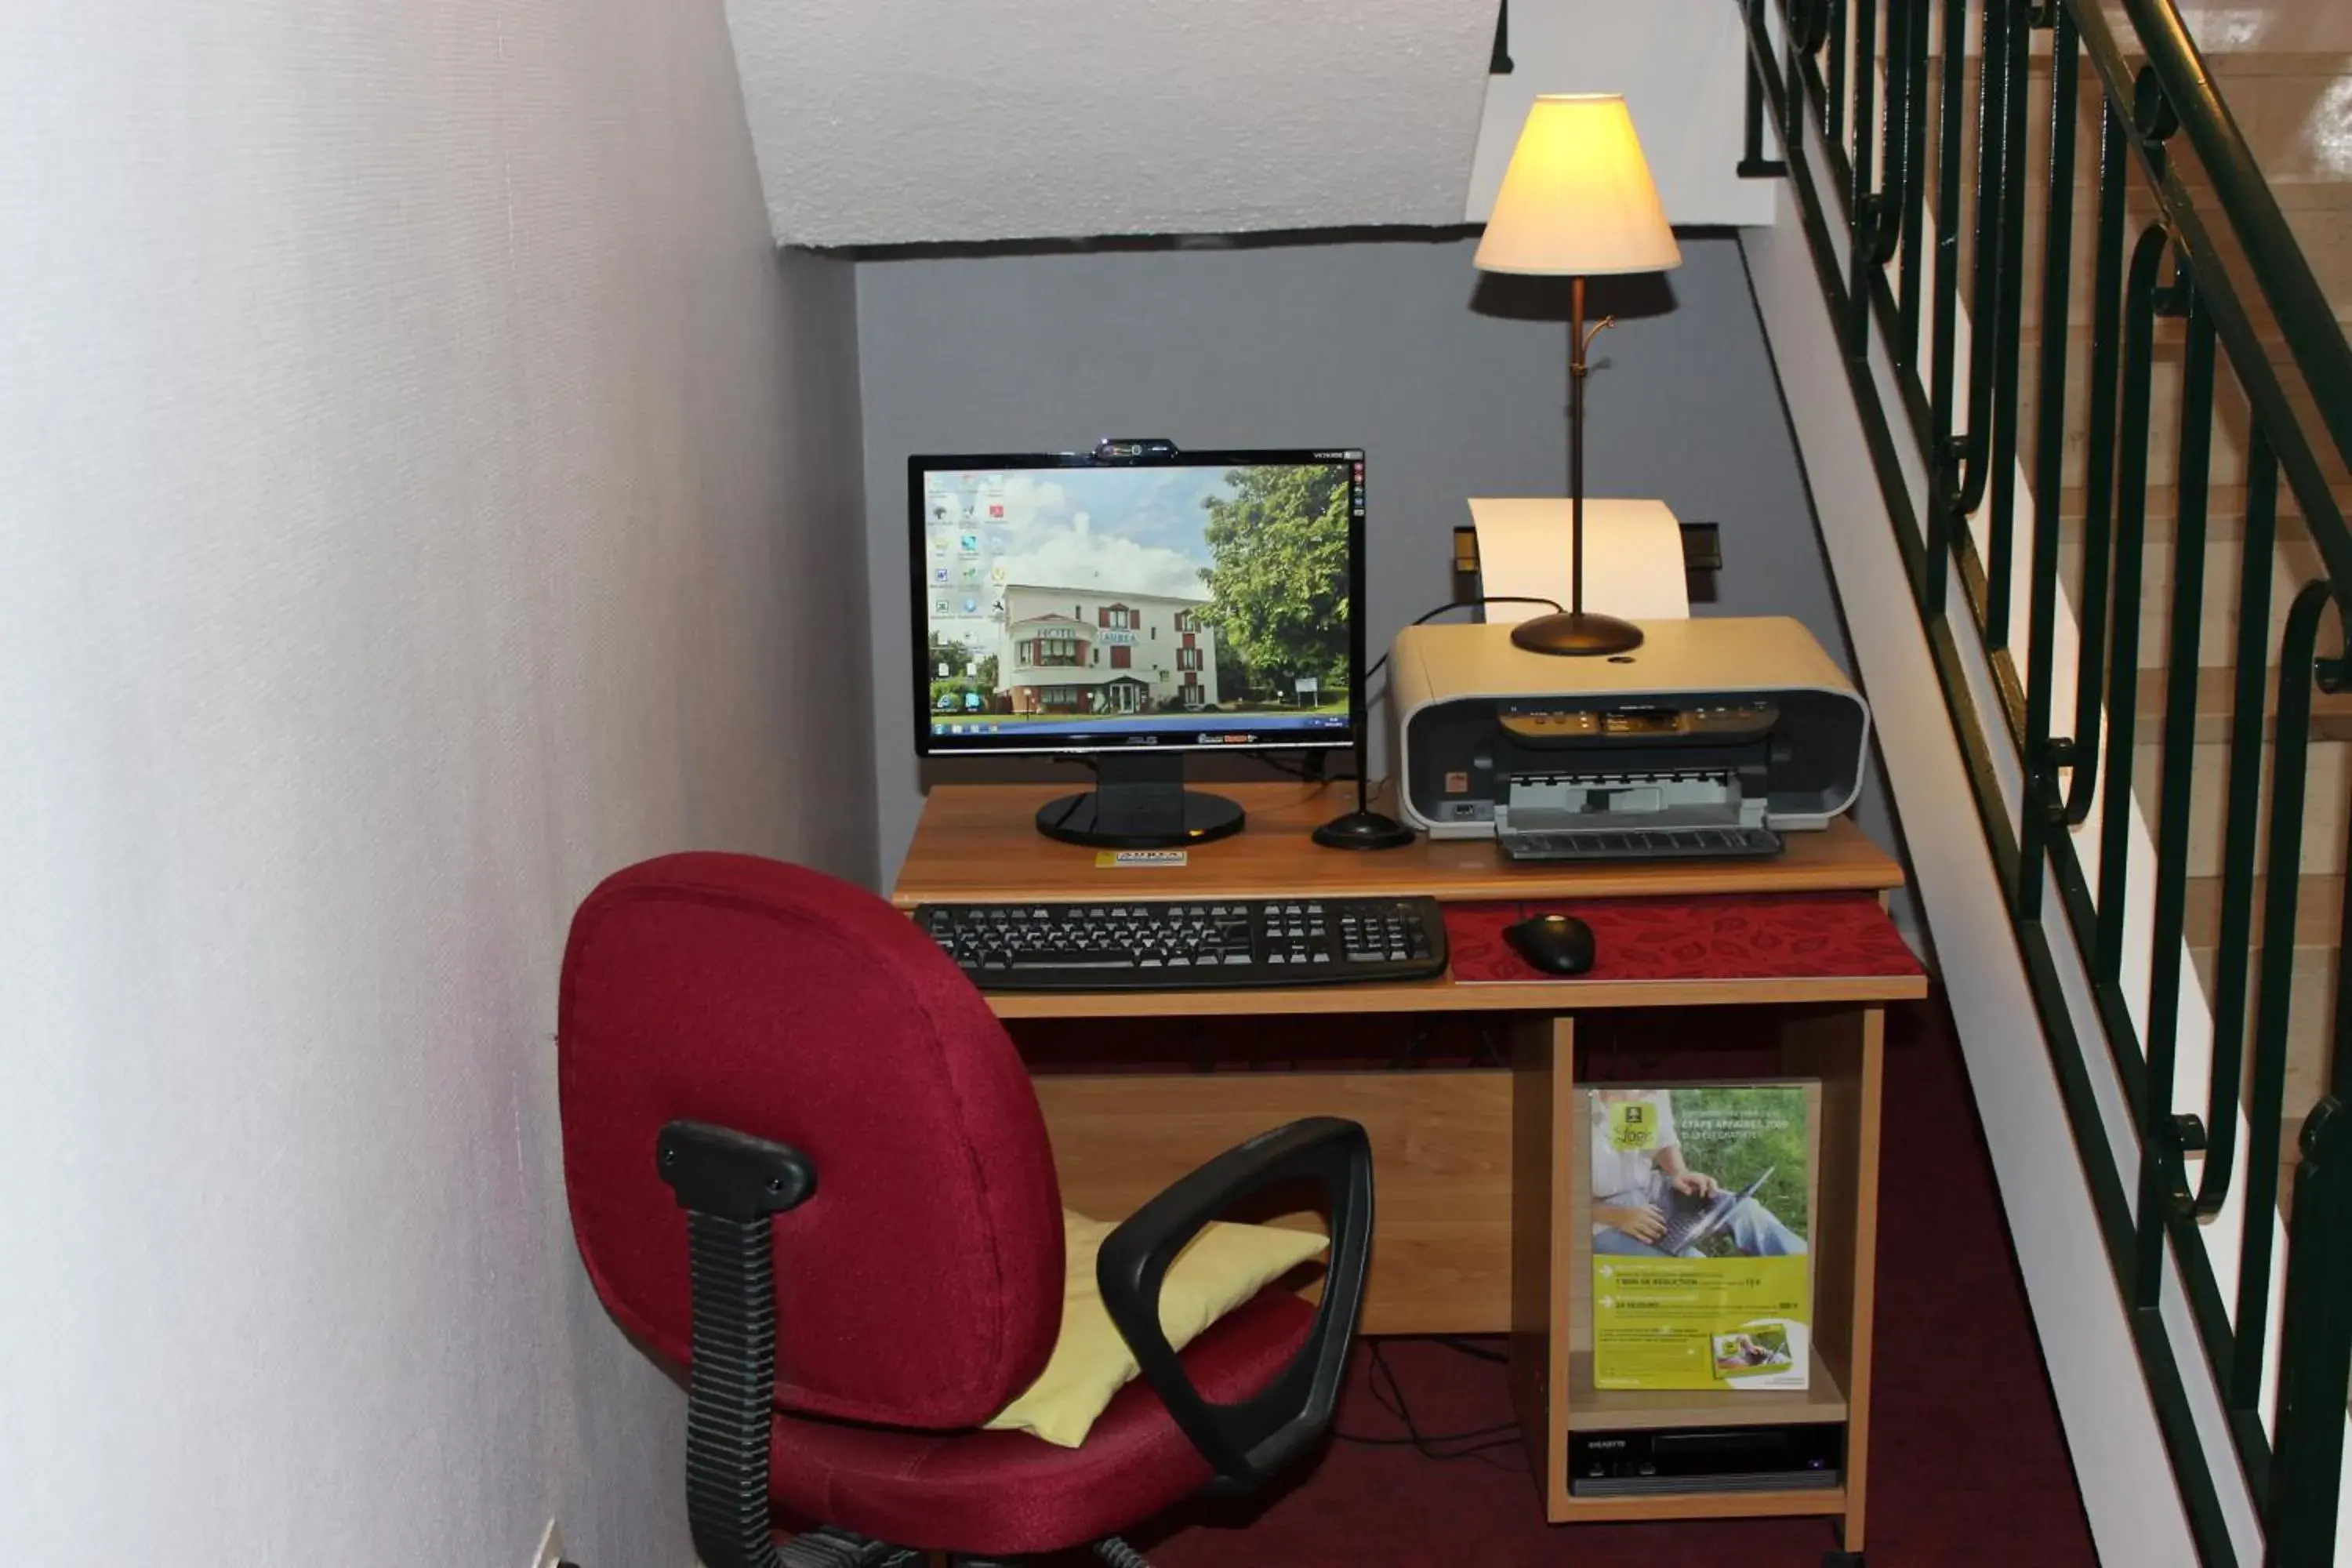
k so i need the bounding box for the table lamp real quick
[1475,93,1682,656]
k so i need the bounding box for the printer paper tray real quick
[1495,825,1784,862]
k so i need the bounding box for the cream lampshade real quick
[1475,94,1682,276]
[1474,94,1681,656]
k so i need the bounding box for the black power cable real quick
[1330,1340,1530,1472]
[1363,595,1565,685]
[1257,596,1565,786]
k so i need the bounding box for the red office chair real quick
[558,852,1372,1567]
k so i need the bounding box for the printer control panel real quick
[1498,702,1779,746]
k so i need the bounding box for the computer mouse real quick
[1504,913,1596,976]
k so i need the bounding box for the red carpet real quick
[1065,1000,2100,1566]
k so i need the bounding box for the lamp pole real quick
[1570,274,1587,619]
[1508,274,1642,655]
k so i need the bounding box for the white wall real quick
[1464,0,1777,228]
[724,0,1500,247]
[0,4,871,1566]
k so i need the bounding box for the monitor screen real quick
[909,448,1365,757]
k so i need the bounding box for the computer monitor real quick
[909,445,1367,848]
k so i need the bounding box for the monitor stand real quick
[1035,753,1246,849]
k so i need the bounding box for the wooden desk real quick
[895,780,1905,907]
[894,782,1924,1547]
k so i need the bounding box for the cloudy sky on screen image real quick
[933,465,1236,601]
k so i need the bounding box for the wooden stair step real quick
[2016,318,2348,494]
[1922,56,2352,331]
[2125,702,2352,877]
[2020,320,2352,352]
[2056,480,2352,539]
[2060,532,2314,672]
[2186,872,2344,953]
[2134,665,2352,745]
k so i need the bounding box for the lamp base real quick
[1508,611,1646,657]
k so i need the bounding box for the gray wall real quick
[856,234,1893,877]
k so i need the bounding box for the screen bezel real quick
[906,448,1366,759]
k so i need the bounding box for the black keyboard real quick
[1498,825,1782,862]
[913,897,1450,992]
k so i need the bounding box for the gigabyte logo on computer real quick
[1119,735,1163,746]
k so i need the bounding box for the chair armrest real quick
[656,1120,818,1568]
[1094,1116,1374,1495]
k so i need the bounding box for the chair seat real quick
[768,1288,1316,1557]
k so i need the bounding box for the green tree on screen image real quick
[1196,466,1350,702]
[927,631,970,671]
[926,632,997,710]
[1670,1086,1810,1247]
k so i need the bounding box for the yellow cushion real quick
[985,1208,1328,1448]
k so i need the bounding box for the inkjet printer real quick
[1388,617,1871,861]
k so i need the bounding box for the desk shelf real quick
[1552,1486,1853,1524]
[985,970,1922,1018]
[1563,1348,1848,1432]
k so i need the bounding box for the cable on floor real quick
[1330,1339,1529,1471]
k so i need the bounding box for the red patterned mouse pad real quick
[1444,892,1922,984]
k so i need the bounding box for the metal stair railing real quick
[1734,0,2352,1562]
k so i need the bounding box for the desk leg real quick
[1508,1013,1577,1520]
[1785,1004,1886,1557]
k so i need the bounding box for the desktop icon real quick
[934,597,953,615]
[962,597,980,614]
[964,691,983,711]
[960,564,982,585]
[932,566,950,586]
[958,532,980,554]
[989,564,1009,584]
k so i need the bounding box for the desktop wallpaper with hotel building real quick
[919,458,1360,743]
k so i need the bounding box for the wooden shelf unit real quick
[1510,1007,1883,1538]
[1563,1350,1848,1432]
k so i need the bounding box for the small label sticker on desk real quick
[1095,850,1189,868]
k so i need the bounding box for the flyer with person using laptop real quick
[1588,1083,1814,1392]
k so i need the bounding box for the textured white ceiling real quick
[724,0,1502,248]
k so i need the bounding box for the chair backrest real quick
[558,852,1064,1430]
